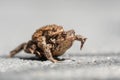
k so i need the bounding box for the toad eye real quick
[52,27,58,32]
[62,32,67,37]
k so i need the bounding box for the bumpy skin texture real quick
[8,24,87,63]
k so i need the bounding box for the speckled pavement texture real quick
[0,53,120,80]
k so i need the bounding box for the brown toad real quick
[8,24,87,63]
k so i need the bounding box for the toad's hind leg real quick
[43,45,58,63]
[37,36,58,63]
[8,43,27,57]
[75,35,87,50]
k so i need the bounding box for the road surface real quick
[0,53,120,80]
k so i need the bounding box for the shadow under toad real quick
[15,56,65,62]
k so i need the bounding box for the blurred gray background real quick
[0,0,120,55]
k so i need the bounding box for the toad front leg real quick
[75,35,87,50]
[37,36,58,63]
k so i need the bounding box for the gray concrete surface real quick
[0,53,120,80]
